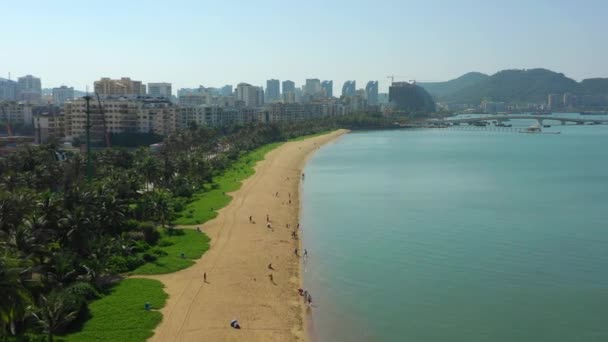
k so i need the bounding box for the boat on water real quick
[519,123,561,134]
[520,124,542,133]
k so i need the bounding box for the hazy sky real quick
[1,0,607,93]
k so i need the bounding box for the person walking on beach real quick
[266,214,270,222]
[203,272,207,282]
[304,249,308,258]
[269,274,273,282]
[249,215,252,223]
[302,172,305,181]
[294,248,298,256]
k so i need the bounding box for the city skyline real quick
[2,0,607,92]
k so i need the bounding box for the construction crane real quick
[95,92,111,148]
[386,75,409,84]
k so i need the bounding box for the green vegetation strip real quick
[174,130,336,226]
[133,229,210,275]
[60,279,168,342]
[173,142,282,225]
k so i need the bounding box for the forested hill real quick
[418,72,488,98]
[419,68,608,104]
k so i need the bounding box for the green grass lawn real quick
[60,279,167,342]
[287,130,333,141]
[173,142,282,225]
[132,229,210,275]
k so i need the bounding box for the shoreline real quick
[297,131,348,342]
[142,129,347,342]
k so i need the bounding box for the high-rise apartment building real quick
[562,93,576,107]
[547,94,561,110]
[148,83,172,98]
[282,80,295,95]
[266,79,280,102]
[321,80,333,97]
[389,82,436,112]
[64,97,177,139]
[221,85,233,97]
[236,83,264,108]
[0,78,18,101]
[18,75,42,102]
[365,81,379,105]
[34,113,64,143]
[0,101,33,125]
[342,81,356,96]
[305,79,322,96]
[52,86,74,105]
[94,77,145,97]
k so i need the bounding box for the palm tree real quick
[30,293,80,342]
[137,156,160,191]
[142,190,174,228]
[0,255,32,337]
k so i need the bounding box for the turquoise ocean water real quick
[301,116,608,342]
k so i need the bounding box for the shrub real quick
[65,282,100,300]
[142,253,157,262]
[123,219,140,232]
[149,247,168,257]
[157,239,173,247]
[138,222,160,245]
[132,240,150,254]
[125,255,145,270]
[107,256,129,273]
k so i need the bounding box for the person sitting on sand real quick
[230,319,241,329]
[298,288,304,296]
[267,222,272,229]
[268,263,273,270]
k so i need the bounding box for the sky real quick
[1,0,607,94]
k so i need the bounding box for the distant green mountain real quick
[577,78,608,95]
[418,72,488,98]
[420,68,608,105]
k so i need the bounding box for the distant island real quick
[419,69,608,109]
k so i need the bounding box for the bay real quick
[301,117,608,342]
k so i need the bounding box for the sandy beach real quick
[142,130,347,342]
